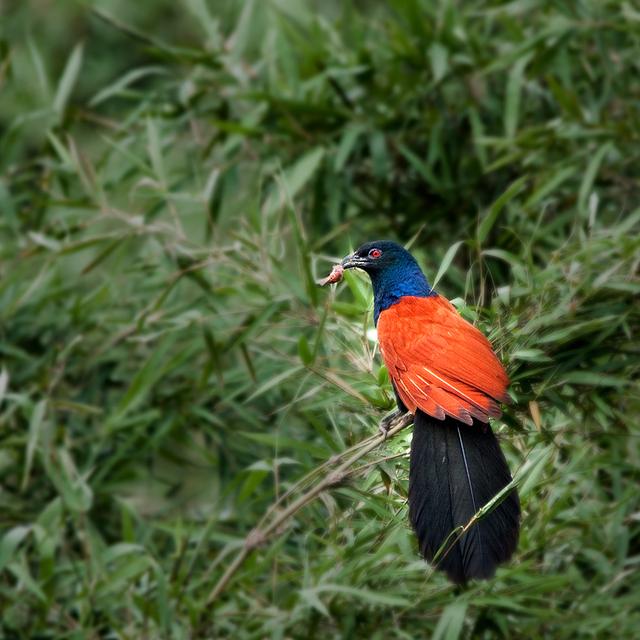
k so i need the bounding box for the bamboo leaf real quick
[578,142,613,218]
[504,53,532,138]
[21,399,47,491]
[263,147,325,216]
[53,42,84,116]
[433,240,464,288]
[433,602,468,640]
[478,176,527,244]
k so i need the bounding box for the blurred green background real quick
[1,0,639,637]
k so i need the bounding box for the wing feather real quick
[378,295,509,425]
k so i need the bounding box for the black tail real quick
[409,410,520,584]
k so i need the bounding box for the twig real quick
[203,412,414,608]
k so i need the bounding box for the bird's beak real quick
[341,253,367,270]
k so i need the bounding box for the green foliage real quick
[1,0,639,637]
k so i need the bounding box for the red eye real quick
[369,248,382,259]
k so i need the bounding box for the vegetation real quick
[1,1,639,637]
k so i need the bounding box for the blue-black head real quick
[341,240,436,323]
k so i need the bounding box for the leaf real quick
[298,335,313,365]
[481,248,524,268]
[369,131,389,178]
[228,0,258,58]
[27,36,50,97]
[46,131,74,167]
[578,142,613,218]
[468,107,488,167]
[6,562,47,603]
[90,66,167,107]
[515,444,554,497]
[335,125,364,171]
[95,554,155,598]
[107,338,176,427]
[186,0,222,46]
[147,117,166,185]
[546,74,582,119]
[433,241,464,288]
[225,301,288,353]
[432,601,468,640]
[54,42,84,116]
[103,543,148,563]
[263,147,325,216]
[310,583,409,607]
[0,368,8,408]
[562,371,627,388]
[398,143,438,188]
[428,42,449,83]
[529,400,542,431]
[43,448,93,513]
[478,176,527,244]
[343,269,372,310]
[299,588,330,617]
[22,399,47,491]
[245,365,305,402]
[523,166,577,209]
[504,53,532,138]
[239,468,270,502]
[511,349,552,362]
[0,526,31,572]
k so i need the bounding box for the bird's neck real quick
[370,264,436,324]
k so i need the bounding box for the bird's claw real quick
[378,410,413,440]
[379,410,401,440]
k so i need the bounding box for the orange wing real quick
[377,295,509,425]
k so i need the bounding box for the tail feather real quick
[409,410,520,584]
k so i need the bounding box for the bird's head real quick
[341,240,418,274]
[341,240,435,323]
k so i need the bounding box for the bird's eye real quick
[368,248,382,259]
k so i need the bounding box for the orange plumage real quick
[377,295,509,425]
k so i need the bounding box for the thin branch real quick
[203,412,414,608]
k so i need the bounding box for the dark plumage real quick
[410,412,520,583]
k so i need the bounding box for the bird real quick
[340,240,520,584]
